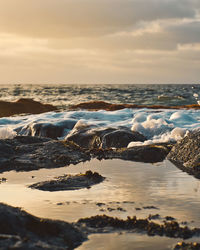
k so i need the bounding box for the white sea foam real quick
[0,108,200,145]
[0,127,17,139]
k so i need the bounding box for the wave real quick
[1,106,200,147]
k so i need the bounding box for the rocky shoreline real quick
[0,129,200,177]
[0,202,199,249]
[1,100,200,249]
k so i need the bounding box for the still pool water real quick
[0,159,200,249]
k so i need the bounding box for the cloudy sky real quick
[0,0,200,84]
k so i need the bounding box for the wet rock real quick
[0,202,85,249]
[101,129,146,148]
[19,119,76,139]
[29,171,105,191]
[77,215,200,239]
[96,202,106,207]
[143,206,159,210]
[66,127,101,149]
[90,143,172,163]
[117,207,126,212]
[168,131,200,178]
[66,127,146,149]
[148,214,160,220]
[0,98,57,118]
[0,136,90,172]
[165,216,176,221]
[0,178,7,183]
[174,241,200,249]
[70,101,200,111]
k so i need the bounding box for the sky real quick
[0,0,200,84]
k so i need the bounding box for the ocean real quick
[1,84,200,145]
[0,84,200,108]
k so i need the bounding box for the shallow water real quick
[0,159,200,249]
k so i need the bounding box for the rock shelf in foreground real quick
[1,203,200,249]
[0,136,90,172]
[0,203,85,249]
[0,135,173,173]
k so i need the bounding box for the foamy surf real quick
[1,108,200,146]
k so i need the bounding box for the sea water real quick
[0,84,200,144]
[1,159,200,250]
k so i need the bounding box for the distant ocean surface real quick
[1,84,200,108]
[1,84,200,144]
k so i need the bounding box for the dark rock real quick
[168,131,200,178]
[117,207,126,212]
[70,101,200,111]
[148,214,160,220]
[19,120,76,139]
[174,241,200,249]
[77,215,200,239]
[101,130,146,148]
[96,203,106,207]
[0,98,57,118]
[143,206,159,210]
[0,178,7,183]
[165,216,176,221]
[66,127,114,149]
[66,129,93,149]
[90,143,172,163]
[0,203,85,249]
[29,171,105,191]
[66,127,146,149]
[0,136,90,172]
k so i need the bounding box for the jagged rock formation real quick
[168,131,200,178]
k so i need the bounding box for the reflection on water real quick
[77,233,200,250]
[0,159,200,248]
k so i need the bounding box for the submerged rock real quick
[0,98,57,117]
[0,136,90,172]
[0,203,85,249]
[29,171,105,191]
[168,131,200,178]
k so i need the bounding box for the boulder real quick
[168,131,200,178]
[19,119,76,139]
[0,203,85,249]
[66,127,146,149]
[101,129,146,148]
